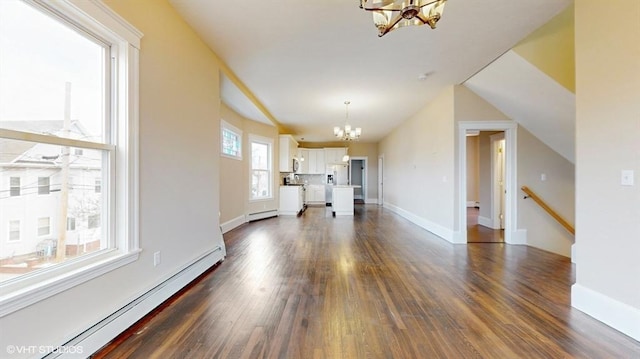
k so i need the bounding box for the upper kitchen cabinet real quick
[298,148,325,174]
[279,135,298,172]
[324,147,347,164]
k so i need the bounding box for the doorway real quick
[457,122,518,244]
[349,157,367,204]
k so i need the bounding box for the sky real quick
[0,0,106,140]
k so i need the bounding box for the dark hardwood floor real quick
[95,205,640,358]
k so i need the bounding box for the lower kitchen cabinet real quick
[305,184,326,204]
[279,186,304,215]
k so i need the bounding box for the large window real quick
[250,135,273,200]
[221,121,242,160]
[0,0,141,316]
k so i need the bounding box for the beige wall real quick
[1,0,227,351]
[220,104,279,224]
[517,126,574,256]
[574,0,640,336]
[466,136,479,204]
[379,86,456,235]
[514,3,575,93]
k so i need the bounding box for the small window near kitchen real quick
[221,120,242,160]
[10,177,20,197]
[38,217,50,236]
[38,177,50,195]
[9,220,20,242]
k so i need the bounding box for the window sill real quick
[0,249,141,317]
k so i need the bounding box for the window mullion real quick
[0,129,115,151]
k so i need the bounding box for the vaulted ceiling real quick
[169,0,572,143]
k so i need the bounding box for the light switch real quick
[540,173,547,181]
[621,170,634,186]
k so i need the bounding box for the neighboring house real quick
[0,121,103,276]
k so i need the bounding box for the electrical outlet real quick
[621,170,634,186]
[153,251,161,267]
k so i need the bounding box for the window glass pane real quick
[0,0,107,143]
[251,170,270,199]
[221,124,242,159]
[10,176,21,196]
[38,177,50,195]
[252,142,268,170]
[9,220,20,242]
[0,138,107,282]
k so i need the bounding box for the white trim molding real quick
[384,202,459,243]
[572,284,640,342]
[221,215,246,233]
[58,248,225,358]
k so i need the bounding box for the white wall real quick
[573,0,640,341]
[0,0,227,354]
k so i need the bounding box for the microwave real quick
[292,158,299,173]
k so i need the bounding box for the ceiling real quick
[169,0,572,143]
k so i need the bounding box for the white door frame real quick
[490,132,506,229]
[457,121,521,244]
[349,157,367,201]
[378,155,384,205]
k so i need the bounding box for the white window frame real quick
[8,220,21,242]
[221,120,242,160]
[38,176,50,195]
[249,134,273,201]
[9,176,20,197]
[37,217,51,237]
[0,0,142,317]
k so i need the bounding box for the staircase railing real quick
[521,186,575,235]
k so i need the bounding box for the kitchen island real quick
[331,185,361,216]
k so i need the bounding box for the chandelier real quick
[359,0,447,37]
[334,101,362,141]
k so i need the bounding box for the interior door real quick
[378,156,384,205]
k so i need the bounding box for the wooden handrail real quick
[521,186,575,235]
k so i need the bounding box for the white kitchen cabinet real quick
[279,135,298,172]
[305,184,326,204]
[298,149,310,174]
[310,149,325,174]
[324,147,347,165]
[297,148,325,174]
[332,186,354,216]
[279,186,304,215]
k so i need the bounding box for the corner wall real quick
[573,0,640,341]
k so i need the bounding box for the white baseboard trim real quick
[508,229,527,245]
[478,216,495,228]
[246,209,278,222]
[221,215,246,234]
[571,283,640,342]
[59,247,225,358]
[466,201,479,207]
[365,198,378,204]
[384,202,456,243]
[571,244,576,263]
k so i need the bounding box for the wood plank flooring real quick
[466,207,504,243]
[95,205,640,358]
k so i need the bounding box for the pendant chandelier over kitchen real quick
[359,0,447,37]
[334,101,362,141]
